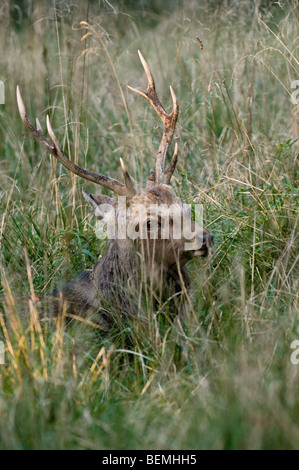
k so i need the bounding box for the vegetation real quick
[0,0,298,449]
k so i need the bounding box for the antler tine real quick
[164,143,178,185]
[147,142,178,188]
[119,158,136,196]
[128,51,179,184]
[17,86,130,196]
[137,50,155,89]
[17,86,56,155]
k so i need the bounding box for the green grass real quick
[0,0,298,449]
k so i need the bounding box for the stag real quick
[17,51,213,332]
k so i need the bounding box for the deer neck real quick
[93,239,186,295]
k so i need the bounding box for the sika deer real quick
[17,51,213,332]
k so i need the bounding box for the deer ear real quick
[83,190,116,221]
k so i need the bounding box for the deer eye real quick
[146,219,160,231]
[146,220,155,231]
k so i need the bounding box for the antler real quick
[128,51,179,184]
[16,86,135,196]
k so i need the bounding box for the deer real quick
[16,51,214,333]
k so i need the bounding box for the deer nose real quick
[202,232,214,247]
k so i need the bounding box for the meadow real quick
[0,0,298,449]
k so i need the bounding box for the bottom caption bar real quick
[100,452,200,466]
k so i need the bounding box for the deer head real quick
[17,52,213,322]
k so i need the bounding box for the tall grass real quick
[0,0,298,449]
